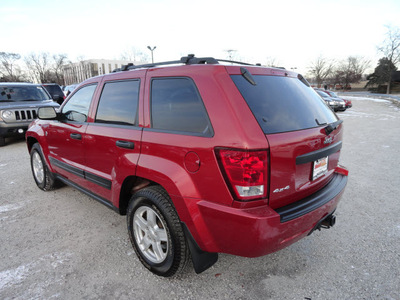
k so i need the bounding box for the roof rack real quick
[112,54,261,73]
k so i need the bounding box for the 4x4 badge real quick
[324,136,333,144]
[273,185,290,193]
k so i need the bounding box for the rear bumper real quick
[188,170,347,257]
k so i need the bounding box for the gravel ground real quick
[0,96,399,300]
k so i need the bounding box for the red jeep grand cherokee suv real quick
[26,55,348,277]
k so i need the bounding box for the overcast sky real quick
[1,0,400,75]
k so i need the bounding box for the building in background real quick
[62,59,145,85]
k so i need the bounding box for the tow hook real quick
[308,213,336,235]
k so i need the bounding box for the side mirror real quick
[38,107,57,120]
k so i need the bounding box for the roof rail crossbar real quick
[126,60,183,70]
[216,59,256,66]
[111,55,260,73]
[182,54,219,65]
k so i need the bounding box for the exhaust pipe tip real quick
[308,213,337,235]
[321,214,336,228]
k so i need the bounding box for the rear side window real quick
[96,80,140,126]
[151,77,212,136]
[231,75,338,134]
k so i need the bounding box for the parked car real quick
[315,89,339,111]
[26,55,348,277]
[42,83,65,105]
[62,84,77,97]
[343,98,352,108]
[322,90,352,109]
[0,82,59,146]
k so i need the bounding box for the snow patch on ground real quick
[0,203,24,213]
[341,96,391,103]
[0,252,73,293]
[339,110,374,118]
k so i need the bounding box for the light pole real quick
[147,46,156,63]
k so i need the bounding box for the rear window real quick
[0,85,51,102]
[231,75,338,134]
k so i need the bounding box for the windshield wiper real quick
[324,120,343,135]
[315,118,327,126]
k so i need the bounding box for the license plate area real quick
[312,156,328,180]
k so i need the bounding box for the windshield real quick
[0,85,51,102]
[316,90,330,98]
[231,75,338,134]
[329,91,339,98]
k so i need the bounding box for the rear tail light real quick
[216,148,268,201]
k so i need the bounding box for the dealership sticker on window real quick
[312,156,328,180]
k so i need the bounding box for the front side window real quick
[151,78,212,136]
[95,80,140,126]
[62,84,97,122]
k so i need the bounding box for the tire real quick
[0,136,5,147]
[127,186,189,277]
[30,143,57,191]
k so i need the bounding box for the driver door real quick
[46,83,98,185]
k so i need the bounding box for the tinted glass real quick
[43,85,63,96]
[0,85,51,102]
[231,75,337,134]
[96,80,139,126]
[329,91,339,98]
[151,78,211,135]
[316,90,330,98]
[62,84,97,122]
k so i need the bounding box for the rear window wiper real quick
[240,67,257,86]
[324,120,343,135]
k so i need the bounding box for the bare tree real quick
[52,54,68,85]
[332,56,370,90]
[24,52,68,85]
[263,56,280,68]
[378,25,400,94]
[25,52,52,83]
[120,47,148,62]
[0,52,26,82]
[307,56,335,87]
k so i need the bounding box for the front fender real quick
[26,120,54,173]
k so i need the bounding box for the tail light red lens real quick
[216,148,268,201]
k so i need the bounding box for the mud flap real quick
[181,222,218,274]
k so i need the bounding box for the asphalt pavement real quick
[0,95,399,299]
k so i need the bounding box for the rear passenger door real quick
[84,78,143,203]
[139,74,215,199]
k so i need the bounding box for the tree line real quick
[0,52,68,85]
[306,55,370,90]
[307,25,400,94]
[2,26,399,93]
[0,46,152,86]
